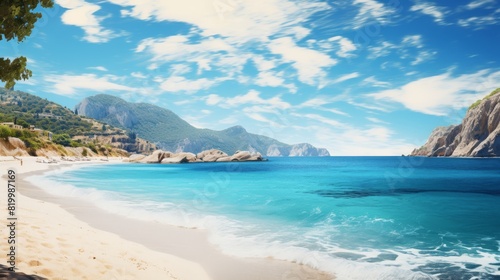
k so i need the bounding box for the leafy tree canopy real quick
[0,0,54,89]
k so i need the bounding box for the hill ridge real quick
[76,94,330,156]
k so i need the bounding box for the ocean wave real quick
[25,169,500,280]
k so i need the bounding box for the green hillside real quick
[0,88,94,136]
[76,94,290,154]
[0,89,153,155]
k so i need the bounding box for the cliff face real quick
[266,143,331,156]
[411,89,500,157]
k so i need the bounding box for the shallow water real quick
[29,157,500,279]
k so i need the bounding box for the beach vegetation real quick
[52,133,72,146]
[0,126,12,140]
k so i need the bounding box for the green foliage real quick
[0,89,96,136]
[82,148,88,157]
[52,133,71,146]
[0,126,12,140]
[23,137,43,150]
[0,0,54,88]
[469,88,500,111]
[86,143,98,153]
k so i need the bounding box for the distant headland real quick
[411,88,500,157]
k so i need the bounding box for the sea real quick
[27,157,500,280]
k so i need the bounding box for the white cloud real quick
[368,69,500,116]
[170,64,192,76]
[87,66,108,71]
[465,0,495,10]
[298,96,350,116]
[410,2,447,24]
[293,113,345,127]
[324,36,357,58]
[124,1,342,89]
[45,73,135,95]
[299,97,331,108]
[352,0,395,29]
[253,56,278,72]
[368,35,435,66]
[219,116,239,125]
[108,0,328,43]
[363,76,391,87]
[131,72,147,79]
[269,37,337,86]
[332,72,360,84]
[458,14,499,28]
[314,125,414,156]
[136,35,248,77]
[245,112,283,127]
[402,35,423,48]
[295,125,412,155]
[159,76,222,93]
[278,116,412,155]
[366,117,388,124]
[368,41,396,59]
[255,71,285,87]
[205,90,291,110]
[56,0,117,43]
[411,50,436,65]
[348,100,392,112]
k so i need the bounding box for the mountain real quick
[411,88,500,157]
[76,94,330,156]
[0,88,151,155]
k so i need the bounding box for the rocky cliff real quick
[267,143,330,156]
[411,89,500,157]
[76,94,330,156]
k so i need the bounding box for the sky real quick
[1,0,499,155]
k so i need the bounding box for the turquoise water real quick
[29,157,500,279]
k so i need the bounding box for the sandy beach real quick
[0,156,333,280]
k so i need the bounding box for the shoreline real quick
[1,156,334,280]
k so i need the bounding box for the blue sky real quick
[2,0,499,155]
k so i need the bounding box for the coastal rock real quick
[212,150,264,162]
[317,148,330,156]
[138,150,169,163]
[128,154,146,162]
[221,151,263,161]
[161,152,196,164]
[215,156,232,162]
[0,137,29,156]
[266,144,291,156]
[231,150,252,161]
[132,149,265,164]
[266,144,330,156]
[289,143,331,157]
[196,149,228,162]
[411,89,500,157]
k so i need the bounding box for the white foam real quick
[25,172,499,280]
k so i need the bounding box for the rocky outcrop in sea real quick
[128,149,264,164]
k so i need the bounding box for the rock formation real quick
[130,149,264,164]
[266,143,331,157]
[411,89,500,157]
